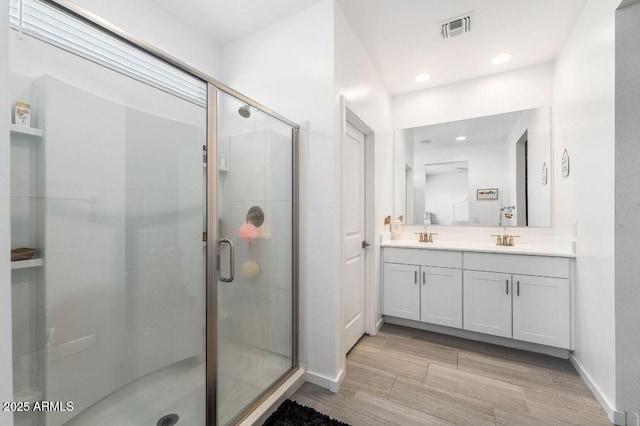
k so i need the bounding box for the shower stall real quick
[8,1,298,425]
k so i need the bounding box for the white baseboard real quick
[241,368,306,426]
[374,317,384,334]
[331,368,345,393]
[569,354,625,425]
[386,316,569,358]
[306,368,345,393]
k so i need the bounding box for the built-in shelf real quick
[11,258,44,270]
[13,388,42,404]
[10,124,44,138]
[218,166,229,173]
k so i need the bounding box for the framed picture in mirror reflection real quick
[477,188,498,200]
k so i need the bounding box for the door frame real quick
[340,96,376,359]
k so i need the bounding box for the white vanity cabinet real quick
[463,270,512,338]
[382,245,573,351]
[383,248,462,328]
[383,263,420,320]
[512,274,570,348]
[463,252,571,349]
[421,267,462,328]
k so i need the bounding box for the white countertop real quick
[381,239,576,258]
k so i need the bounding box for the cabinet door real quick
[463,270,512,338]
[383,263,420,321]
[420,267,462,329]
[512,275,570,348]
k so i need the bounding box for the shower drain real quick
[157,414,179,426]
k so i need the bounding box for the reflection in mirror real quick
[395,107,551,227]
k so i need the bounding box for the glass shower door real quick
[215,90,296,425]
[8,3,207,425]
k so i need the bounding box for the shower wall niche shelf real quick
[11,258,44,270]
[10,83,46,419]
[10,123,43,138]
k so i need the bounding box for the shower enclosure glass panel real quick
[9,15,206,426]
[216,91,295,425]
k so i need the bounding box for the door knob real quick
[362,241,370,248]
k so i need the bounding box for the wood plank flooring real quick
[290,324,610,426]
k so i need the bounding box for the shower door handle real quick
[217,238,235,283]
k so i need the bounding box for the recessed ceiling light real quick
[456,136,467,141]
[491,53,512,65]
[415,73,431,83]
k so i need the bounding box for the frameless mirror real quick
[394,106,551,227]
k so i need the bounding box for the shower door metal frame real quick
[207,87,300,425]
[29,2,301,425]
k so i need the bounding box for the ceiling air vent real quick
[441,15,471,39]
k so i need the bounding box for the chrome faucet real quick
[415,227,438,243]
[491,228,520,246]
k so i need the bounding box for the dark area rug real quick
[263,399,351,426]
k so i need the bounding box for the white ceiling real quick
[425,161,468,176]
[413,109,524,152]
[337,0,588,95]
[153,0,325,45]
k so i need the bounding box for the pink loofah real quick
[239,222,259,243]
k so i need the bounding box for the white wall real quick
[393,62,554,131]
[334,1,393,363]
[414,144,506,226]
[553,0,618,414]
[222,1,339,384]
[1,1,14,425]
[69,0,223,79]
[423,171,469,225]
[615,0,640,420]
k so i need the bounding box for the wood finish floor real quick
[291,324,610,426]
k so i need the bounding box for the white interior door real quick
[343,122,367,354]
